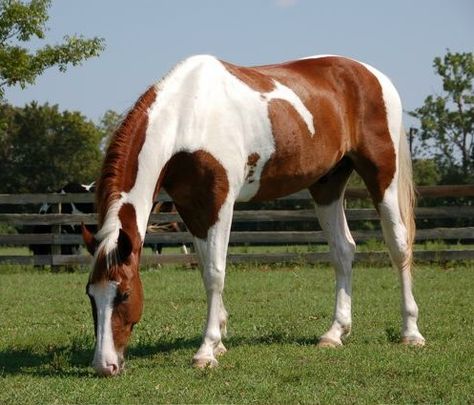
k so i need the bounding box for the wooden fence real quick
[0,185,473,267]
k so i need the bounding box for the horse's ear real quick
[81,223,97,256]
[117,228,133,263]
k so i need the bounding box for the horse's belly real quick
[247,164,328,202]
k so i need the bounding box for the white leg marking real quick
[192,199,233,367]
[316,197,355,347]
[89,281,121,375]
[379,183,425,345]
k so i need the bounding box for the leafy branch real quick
[0,0,105,99]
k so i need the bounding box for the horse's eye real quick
[114,291,130,306]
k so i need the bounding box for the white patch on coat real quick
[299,54,338,60]
[360,62,402,151]
[95,199,123,256]
[88,281,119,371]
[99,54,317,244]
[261,81,315,136]
[100,55,412,246]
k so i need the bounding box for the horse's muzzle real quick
[93,354,125,377]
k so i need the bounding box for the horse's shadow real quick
[129,332,317,358]
[0,332,317,377]
[0,346,94,377]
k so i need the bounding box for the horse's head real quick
[82,225,143,376]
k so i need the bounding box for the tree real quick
[410,51,474,184]
[0,102,103,192]
[412,159,441,186]
[98,109,122,151]
[0,0,104,99]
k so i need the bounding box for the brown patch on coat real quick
[226,56,397,205]
[111,267,143,354]
[162,150,229,239]
[247,152,260,167]
[251,97,346,200]
[246,153,260,183]
[96,86,157,226]
[118,203,142,252]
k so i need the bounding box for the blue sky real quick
[5,0,474,128]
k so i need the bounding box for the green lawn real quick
[0,262,473,404]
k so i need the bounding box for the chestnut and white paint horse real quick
[82,54,425,376]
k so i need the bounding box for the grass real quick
[0,262,473,404]
[1,239,471,258]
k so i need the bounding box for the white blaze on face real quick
[88,281,120,374]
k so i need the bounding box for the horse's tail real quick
[397,126,416,270]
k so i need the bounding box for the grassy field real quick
[0,239,470,257]
[1,262,473,404]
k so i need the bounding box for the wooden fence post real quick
[51,201,61,271]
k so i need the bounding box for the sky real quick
[4,0,474,128]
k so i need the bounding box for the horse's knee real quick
[329,238,355,270]
[203,266,225,292]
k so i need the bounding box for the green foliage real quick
[0,102,103,192]
[410,51,474,183]
[0,264,473,403]
[0,0,104,99]
[97,109,122,151]
[412,158,441,186]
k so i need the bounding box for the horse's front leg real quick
[192,200,233,368]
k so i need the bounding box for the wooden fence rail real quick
[0,206,473,226]
[0,185,473,266]
[1,185,474,205]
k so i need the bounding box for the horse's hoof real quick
[192,356,218,369]
[317,337,342,348]
[401,336,425,347]
[214,342,227,357]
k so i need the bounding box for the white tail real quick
[397,127,416,270]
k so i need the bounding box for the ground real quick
[0,262,473,404]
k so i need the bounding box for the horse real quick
[81,54,425,376]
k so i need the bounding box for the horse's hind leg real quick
[352,130,425,346]
[309,158,355,347]
[377,183,425,345]
[192,199,233,368]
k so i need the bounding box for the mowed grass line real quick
[0,263,473,404]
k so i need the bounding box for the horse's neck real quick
[99,58,220,248]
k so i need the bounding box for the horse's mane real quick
[93,59,191,258]
[96,86,157,228]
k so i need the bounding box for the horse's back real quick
[154,54,402,203]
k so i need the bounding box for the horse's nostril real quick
[96,363,119,377]
[109,363,119,375]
